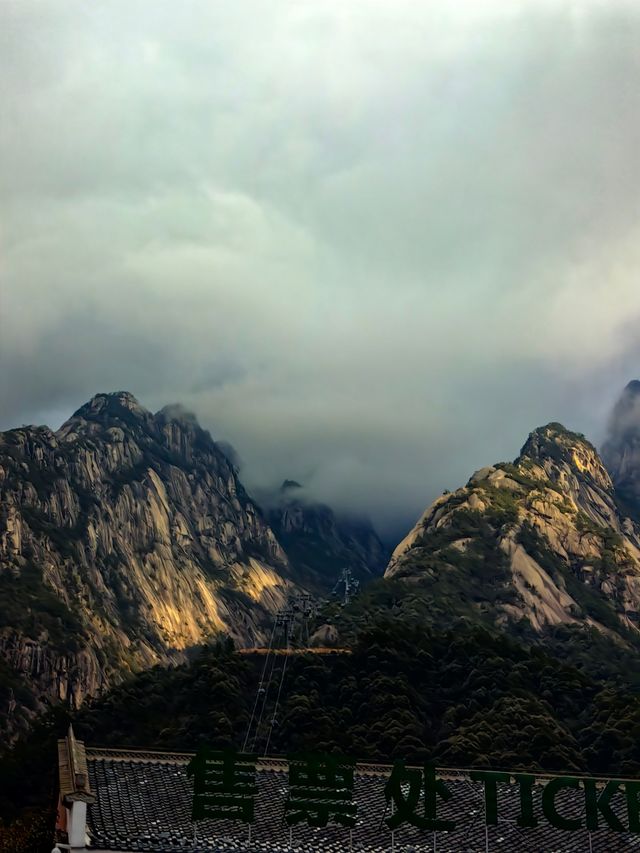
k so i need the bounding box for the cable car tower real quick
[331,567,360,606]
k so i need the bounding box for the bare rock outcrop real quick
[386,422,640,637]
[0,392,295,744]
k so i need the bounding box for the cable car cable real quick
[250,620,284,752]
[263,623,291,757]
[242,619,277,752]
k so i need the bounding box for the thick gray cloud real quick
[2,0,640,537]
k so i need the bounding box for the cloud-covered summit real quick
[602,381,640,512]
[2,1,640,534]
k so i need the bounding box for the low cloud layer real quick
[2,1,640,536]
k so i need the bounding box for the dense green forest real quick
[68,620,640,774]
[4,615,640,850]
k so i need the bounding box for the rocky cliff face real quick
[0,392,295,738]
[386,422,640,637]
[265,480,388,591]
[602,380,640,517]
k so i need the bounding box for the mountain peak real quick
[524,421,588,446]
[605,380,640,442]
[386,419,639,639]
[0,392,294,738]
[56,391,156,441]
[602,381,640,514]
[516,422,612,493]
[70,391,149,422]
[518,422,592,464]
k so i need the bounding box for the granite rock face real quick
[0,392,294,740]
[386,422,640,636]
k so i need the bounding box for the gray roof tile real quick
[85,750,640,852]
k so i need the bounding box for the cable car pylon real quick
[242,580,357,754]
[331,567,360,606]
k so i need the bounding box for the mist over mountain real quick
[4,383,640,845]
[6,3,640,850]
[602,380,640,517]
[5,1,640,538]
[0,391,388,747]
[260,479,388,592]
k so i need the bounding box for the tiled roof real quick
[58,725,95,805]
[86,749,640,852]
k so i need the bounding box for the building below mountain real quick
[55,732,639,853]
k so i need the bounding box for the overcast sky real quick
[2,0,640,537]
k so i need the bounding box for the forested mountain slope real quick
[385,422,640,639]
[0,392,295,742]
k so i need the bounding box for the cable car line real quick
[243,577,359,754]
[242,619,277,752]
